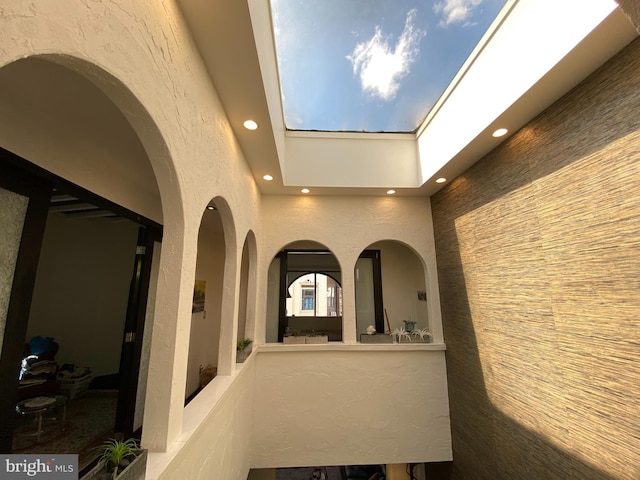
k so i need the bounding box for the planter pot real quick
[305,335,328,344]
[81,449,147,480]
[398,336,431,343]
[360,334,393,344]
[237,346,252,363]
[283,336,306,344]
[412,336,432,343]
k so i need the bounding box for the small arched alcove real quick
[186,200,227,400]
[266,241,343,343]
[236,230,257,363]
[356,240,430,341]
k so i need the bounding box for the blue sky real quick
[271,0,508,132]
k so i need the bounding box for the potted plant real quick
[237,337,253,362]
[82,438,147,480]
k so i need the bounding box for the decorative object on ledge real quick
[283,336,306,344]
[305,332,329,344]
[360,333,394,344]
[391,327,412,343]
[403,319,417,332]
[366,325,377,335]
[237,338,252,363]
[81,438,147,480]
[389,326,433,343]
[412,328,432,343]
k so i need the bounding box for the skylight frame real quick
[269,0,511,135]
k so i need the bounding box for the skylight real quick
[270,0,509,133]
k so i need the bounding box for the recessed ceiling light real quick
[301,188,310,194]
[492,128,508,137]
[243,120,258,130]
[206,205,215,210]
[263,174,273,181]
[386,189,396,195]
[436,177,447,184]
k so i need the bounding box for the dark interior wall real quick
[430,37,640,480]
[27,213,139,377]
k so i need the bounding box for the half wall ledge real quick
[257,343,446,353]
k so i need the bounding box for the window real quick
[327,286,336,309]
[301,288,315,310]
[274,248,343,342]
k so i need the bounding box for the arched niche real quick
[236,230,257,362]
[266,241,343,343]
[186,198,230,400]
[356,240,430,340]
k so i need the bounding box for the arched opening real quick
[266,241,343,343]
[356,241,430,342]
[186,201,226,400]
[0,56,167,469]
[236,231,256,363]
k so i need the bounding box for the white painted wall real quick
[251,347,452,467]
[284,132,420,188]
[27,213,138,376]
[148,361,255,480]
[371,240,429,333]
[266,258,281,343]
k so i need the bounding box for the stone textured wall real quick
[617,0,640,32]
[431,37,640,480]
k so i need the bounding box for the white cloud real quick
[434,0,483,27]
[347,9,425,101]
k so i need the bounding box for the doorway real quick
[0,150,161,470]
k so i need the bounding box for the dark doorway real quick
[0,148,161,469]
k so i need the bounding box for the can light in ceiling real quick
[243,120,258,130]
[301,188,310,194]
[386,189,396,195]
[263,174,273,181]
[492,128,508,138]
[436,177,447,184]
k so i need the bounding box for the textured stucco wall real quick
[0,0,262,465]
[251,348,451,468]
[431,37,640,479]
[150,360,255,480]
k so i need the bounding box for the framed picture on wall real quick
[192,279,206,313]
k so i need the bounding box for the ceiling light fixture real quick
[301,188,310,194]
[263,174,273,181]
[436,177,447,184]
[206,205,216,210]
[492,128,508,137]
[386,189,396,195]
[243,120,258,130]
